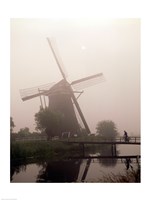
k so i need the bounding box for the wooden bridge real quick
[63,136,140,156]
[63,136,141,145]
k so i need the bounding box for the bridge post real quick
[114,144,117,156]
[111,144,117,156]
[111,144,113,156]
[79,143,85,156]
[111,144,114,156]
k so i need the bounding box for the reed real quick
[99,168,140,182]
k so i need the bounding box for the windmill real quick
[20,38,105,137]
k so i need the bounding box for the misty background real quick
[10,18,140,135]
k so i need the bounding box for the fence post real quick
[111,144,114,156]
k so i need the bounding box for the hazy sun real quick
[81,45,86,50]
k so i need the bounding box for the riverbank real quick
[11,140,83,160]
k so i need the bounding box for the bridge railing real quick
[62,136,140,143]
[13,135,140,143]
[116,136,141,143]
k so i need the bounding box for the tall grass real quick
[11,140,81,160]
[98,167,140,182]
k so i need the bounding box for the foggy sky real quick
[11,18,140,135]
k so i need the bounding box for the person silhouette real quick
[124,130,129,142]
[125,158,133,170]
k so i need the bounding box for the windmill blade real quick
[20,82,55,101]
[47,38,67,80]
[69,87,91,134]
[71,73,105,90]
[20,92,46,101]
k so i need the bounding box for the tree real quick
[34,108,63,140]
[18,127,31,136]
[10,117,15,133]
[96,120,119,140]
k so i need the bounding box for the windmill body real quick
[47,79,80,136]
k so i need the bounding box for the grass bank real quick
[11,140,82,161]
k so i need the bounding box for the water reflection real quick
[124,158,133,170]
[85,144,118,167]
[36,159,81,182]
[11,144,140,182]
[11,145,119,182]
[99,145,118,167]
[11,156,140,183]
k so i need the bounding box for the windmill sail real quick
[47,38,67,80]
[71,73,105,90]
[20,82,55,101]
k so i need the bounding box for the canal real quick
[11,144,140,182]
